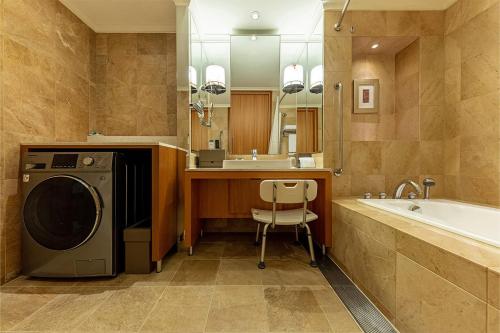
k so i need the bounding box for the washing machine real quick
[21,152,126,277]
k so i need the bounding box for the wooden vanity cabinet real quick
[184,169,332,253]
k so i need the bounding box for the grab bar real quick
[334,82,344,177]
[334,0,351,31]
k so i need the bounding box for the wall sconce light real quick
[283,64,304,94]
[203,65,226,95]
[309,65,323,94]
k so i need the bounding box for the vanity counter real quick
[184,168,332,254]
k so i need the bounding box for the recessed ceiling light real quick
[371,43,380,49]
[251,35,257,41]
[251,11,260,20]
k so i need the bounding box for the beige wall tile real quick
[397,232,488,301]
[351,175,385,196]
[420,36,445,107]
[460,137,499,178]
[444,138,460,175]
[396,254,487,333]
[445,0,463,35]
[352,11,387,36]
[420,140,444,174]
[488,268,500,309]
[418,11,445,36]
[488,305,500,333]
[459,92,500,138]
[381,141,420,175]
[420,105,444,140]
[461,0,500,23]
[386,11,418,36]
[331,211,396,318]
[350,141,382,175]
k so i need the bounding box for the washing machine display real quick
[23,175,102,251]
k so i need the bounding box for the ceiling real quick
[59,0,177,33]
[59,0,460,33]
[190,0,323,36]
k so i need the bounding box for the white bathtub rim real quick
[357,199,500,249]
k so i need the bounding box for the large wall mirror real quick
[189,0,323,157]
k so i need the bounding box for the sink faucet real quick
[394,179,422,199]
[251,149,258,160]
[422,178,436,199]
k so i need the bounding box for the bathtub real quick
[357,199,500,248]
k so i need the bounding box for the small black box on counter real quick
[198,149,226,168]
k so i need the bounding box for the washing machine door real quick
[23,175,102,250]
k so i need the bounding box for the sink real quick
[222,159,292,169]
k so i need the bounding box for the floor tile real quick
[222,241,259,259]
[186,242,225,259]
[310,286,362,333]
[12,287,113,331]
[0,287,62,331]
[170,260,220,285]
[216,259,263,285]
[205,286,269,332]
[262,260,328,286]
[77,286,165,332]
[140,286,214,332]
[264,286,331,332]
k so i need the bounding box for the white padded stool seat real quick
[251,208,318,225]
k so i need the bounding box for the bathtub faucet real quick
[394,179,422,199]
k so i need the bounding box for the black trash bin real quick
[123,223,152,274]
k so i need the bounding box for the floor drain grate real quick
[318,257,398,333]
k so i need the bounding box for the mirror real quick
[188,1,323,157]
[230,35,280,155]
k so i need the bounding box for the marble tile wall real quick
[444,0,500,206]
[0,0,96,283]
[93,33,177,136]
[324,10,446,198]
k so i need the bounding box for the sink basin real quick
[222,159,292,169]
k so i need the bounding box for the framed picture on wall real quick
[353,79,379,114]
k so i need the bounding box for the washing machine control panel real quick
[23,152,114,172]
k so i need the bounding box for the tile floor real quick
[0,233,362,332]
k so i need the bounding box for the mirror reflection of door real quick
[296,108,318,153]
[229,91,272,155]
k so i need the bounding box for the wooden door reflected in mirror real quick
[229,91,272,155]
[296,108,318,153]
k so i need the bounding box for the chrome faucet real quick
[394,179,422,199]
[423,178,436,199]
[251,149,258,160]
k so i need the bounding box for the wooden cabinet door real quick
[296,108,318,153]
[229,91,272,155]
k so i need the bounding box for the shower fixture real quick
[192,100,215,128]
[334,0,351,32]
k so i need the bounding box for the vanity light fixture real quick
[309,65,323,94]
[371,43,380,49]
[203,65,226,95]
[251,11,260,20]
[282,64,304,94]
[189,66,198,94]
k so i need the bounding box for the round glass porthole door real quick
[23,175,102,250]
